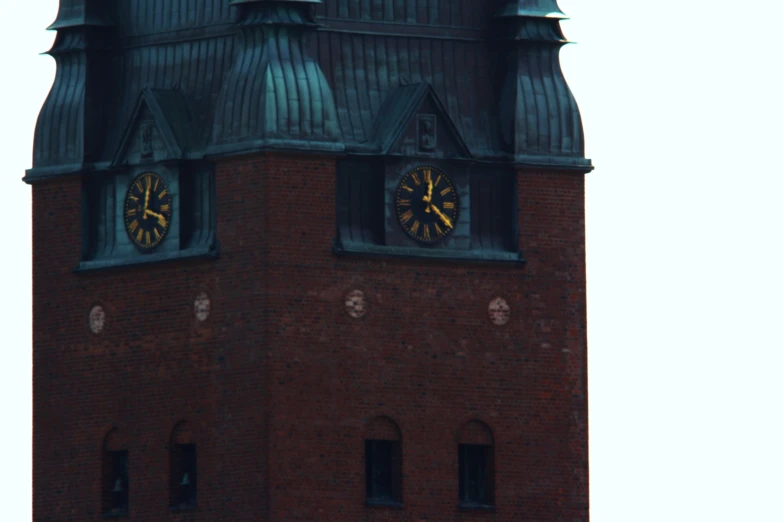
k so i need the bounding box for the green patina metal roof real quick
[26,0,591,182]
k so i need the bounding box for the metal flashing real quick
[334,239,525,265]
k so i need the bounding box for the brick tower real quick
[27,1,592,521]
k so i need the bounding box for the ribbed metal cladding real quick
[211,0,343,152]
[105,36,235,157]
[47,0,114,29]
[33,45,87,170]
[315,0,488,27]
[114,0,233,36]
[32,0,115,174]
[27,0,591,181]
[493,0,586,164]
[314,30,495,155]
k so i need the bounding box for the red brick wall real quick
[32,154,587,521]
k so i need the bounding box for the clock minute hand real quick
[144,178,151,212]
[429,203,453,229]
[144,209,168,227]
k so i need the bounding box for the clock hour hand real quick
[144,209,168,227]
[429,203,453,229]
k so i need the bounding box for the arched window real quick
[365,416,402,505]
[169,422,197,510]
[457,420,495,508]
[102,428,129,516]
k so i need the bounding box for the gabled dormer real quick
[78,87,216,272]
[364,82,472,160]
[336,80,521,264]
[112,88,197,167]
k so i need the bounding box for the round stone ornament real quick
[194,293,211,322]
[488,297,510,326]
[345,290,367,319]
[89,305,106,334]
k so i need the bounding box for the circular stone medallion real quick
[89,305,106,334]
[488,297,511,326]
[194,293,211,322]
[345,290,367,319]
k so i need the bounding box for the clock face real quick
[123,172,173,251]
[395,165,459,243]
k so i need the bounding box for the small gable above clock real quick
[77,88,217,272]
[112,88,198,167]
[335,83,520,264]
[363,82,472,160]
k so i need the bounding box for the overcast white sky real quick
[1,1,782,520]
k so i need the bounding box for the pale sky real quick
[2,1,782,520]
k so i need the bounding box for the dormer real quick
[361,82,472,160]
[113,88,198,167]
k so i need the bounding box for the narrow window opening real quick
[170,444,197,509]
[365,439,402,504]
[103,450,128,516]
[459,444,494,507]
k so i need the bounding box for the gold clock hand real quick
[429,203,453,229]
[424,179,434,212]
[144,209,168,228]
[144,178,151,213]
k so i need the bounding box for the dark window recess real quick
[365,440,402,504]
[82,174,115,261]
[179,168,215,250]
[459,444,494,507]
[170,444,197,509]
[103,450,129,516]
[470,172,515,251]
[337,160,384,245]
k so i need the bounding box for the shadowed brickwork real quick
[32,153,587,521]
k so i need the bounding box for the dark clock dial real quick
[395,165,459,243]
[123,172,173,251]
